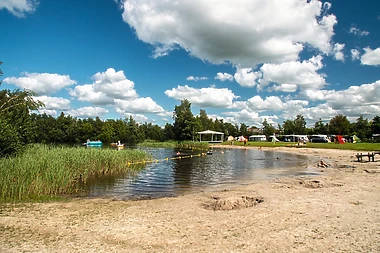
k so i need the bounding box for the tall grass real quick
[0,144,152,201]
[176,141,209,150]
[218,141,380,151]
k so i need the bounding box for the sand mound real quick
[203,196,264,211]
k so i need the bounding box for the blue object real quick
[86,141,102,147]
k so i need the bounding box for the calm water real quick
[87,147,320,200]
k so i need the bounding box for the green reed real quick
[176,141,210,151]
[0,144,152,201]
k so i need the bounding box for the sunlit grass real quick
[0,144,152,202]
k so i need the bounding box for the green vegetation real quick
[0,145,152,202]
[138,140,210,150]
[138,140,178,148]
[176,141,209,150]
[219,141,380,151]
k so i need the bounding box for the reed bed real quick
[0,144,152,201]
[176,141,210,151]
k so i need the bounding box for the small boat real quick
[206,150,213,155]
[116,141,124,150]
[85,140,102,147]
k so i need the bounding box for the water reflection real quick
[88,147,320,200]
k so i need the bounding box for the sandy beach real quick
[1,146,380,252]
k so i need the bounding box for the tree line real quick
[1,62,379,157]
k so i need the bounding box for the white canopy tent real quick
[198,130,224,143]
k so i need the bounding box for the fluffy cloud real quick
[301,80,380,117]
[69,68,138,105]
[37,109,58,117]
[114,97,165,114]
[34,96,71,110]
[332,43,345,61]
[0,0,38,17]
[234,68,260,87]
[215,73,234,82]
[4,72,76,95]
[186,76,208,81]
[165,85,239,108]
[258,56,326,91]
[361,47,380,66]
[245,96,285,112]
[351,49,361,61]
[66,107,108,118]
[349,26,369,36]
[115,110,149,123]
[120,0,336,66]
[68,84,114,105]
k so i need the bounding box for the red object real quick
[336,135,345,144]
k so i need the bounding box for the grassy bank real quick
[218,141,380,151]
[139,140,210,150]
[0,145,152,202]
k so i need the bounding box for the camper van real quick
[249,135,267,141]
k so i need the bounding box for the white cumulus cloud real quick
[332,43,345,61]
[34,96,71,110]
[66,107,108,118]
[4,72,76,95]
[234,68,260,87]
[165,85,239,108]
[120,0,336,66]
[349,26,369,36]
[186,76,208,81]
[0,0,38,17]
[114,97,165,114]
[69,68,138,105]
[351,49,361,61]
[215,73,234,82]
[258,55,326,91]
[361,47,380,66]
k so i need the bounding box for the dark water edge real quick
[83,147,321,200]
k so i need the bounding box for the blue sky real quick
[1,0,379,128]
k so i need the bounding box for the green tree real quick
[239,123,249,136]
[0,89,44,156]
[282,120,295,135]
[262,119,275,137]
[353,115,370,140]
[163,123,175,140]
[314,118,328,134]
[173,99,195,141]
[371,116,380,134]
[198,109,212,130]
[329,114,351,135]
[293,114,306,134]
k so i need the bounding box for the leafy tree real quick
[329,114,351,135]
[371,116,380,134]
[353,115,370,140]
[0,89,44,156]
[224,122,239,137]
[198,109,212,130]
[293,114,307,134]
[163,123,175,140]
[173,99,195,141]
[313,118,328,134]
[282,119,295,135]
[262,119,275,137]
[239,123,249,136]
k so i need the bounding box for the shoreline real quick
[1,146,380,252]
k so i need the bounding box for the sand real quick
[1,146,380,252]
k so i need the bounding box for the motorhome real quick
[249,135,267,141]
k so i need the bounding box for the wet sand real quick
[1,146,380,252]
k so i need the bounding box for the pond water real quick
[87,147,320,200]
